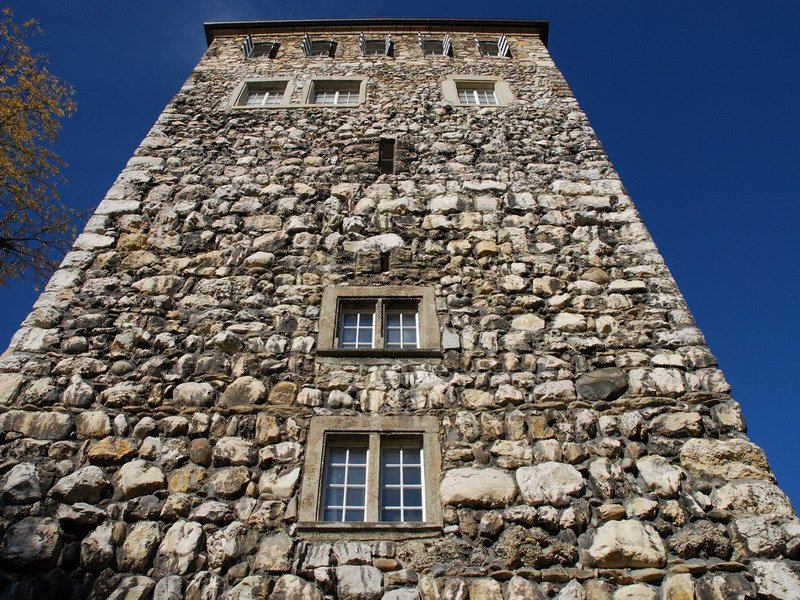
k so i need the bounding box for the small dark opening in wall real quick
[380,252,391,272]
[379,139,395,175]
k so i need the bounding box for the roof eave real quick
[203,18,550,47]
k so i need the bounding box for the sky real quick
[3,1,799,506]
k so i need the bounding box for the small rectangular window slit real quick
[379,139,395,174]
[380,252,391,272]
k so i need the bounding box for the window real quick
[303,33,336,57]
[418,33,452,57]
[312,82,360,105]
[306,79,366,107]
[379,139,396,175]
[360,32,393,56]
[231,79,293,108]
[476,34,511,58]
[316,286,440,357]
[457,83,498,106]
[241,35,279,59]
[298,416,442,533]
[319,436,424,522]
[441,76,514,107]
[337,299,419,349]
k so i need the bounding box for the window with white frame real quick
[320,440,369,522]
[317,286,440,357]
[457,82,498,106]
[242,82,287,106]
[380,439,424,521]
[299,415,442,530]
[441,76,514,107]
[319,435,424,523]
[336,298,419,350]
[313,82,360,105]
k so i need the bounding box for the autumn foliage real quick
[0,7,78,286]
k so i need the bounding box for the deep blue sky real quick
[4,2,799,506]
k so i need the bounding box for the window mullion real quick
[366,433,380,522]
[375,299,384,348]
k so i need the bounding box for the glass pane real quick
[387,313,401,327]
[323,486,344,506]
[404,448,421,464]
[323,508,342,521]
[404,509,423,521]
[404,466,421,485]
[326,465,346,484]
[381,509,402,522]
[383,448,401,464]
[347,487,365,508]
[343,314,358,326]
[341,328,357,343]
[360,313,373,326]
[348,466,366,485]
[382,488,401,507]
[344,509,365,522]
[357,329,373,344]
[402,329,417,344]
[404,488,423,508]
[480,42,499,56]
[349,448,368,464]
[382,465,401,485]
[328,447,347,462]
[386,328,401,344]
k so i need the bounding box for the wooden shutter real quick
[442,34,451,57]
[498,34,510,57]
[385,34,392,56]
[241,35,254,58]
[302,33,312,57]
[359,32,367,55]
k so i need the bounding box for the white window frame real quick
[379,439,425,522]
[229,79,294,109]
[384,309,420,349]
[304,78,367,108]
[441,75,515,107]
[299,415,442,535]
[457,85,499,106]
[338,308,376,349]
[320,440,369,522]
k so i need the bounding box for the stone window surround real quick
[229,77,368,109]
[297,415,443,538]
[441,75,515,107]
[229,78,295,109]
[316,285,440,358]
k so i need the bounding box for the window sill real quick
[231,104,364,110]
[317,348,441,358]
[297,521,442,540]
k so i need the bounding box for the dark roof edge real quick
[204,18,549,47]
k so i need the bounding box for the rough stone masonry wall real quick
[0,25,797,600]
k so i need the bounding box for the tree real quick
[0,7,78,287]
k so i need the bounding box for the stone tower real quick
[0,17,797,600]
